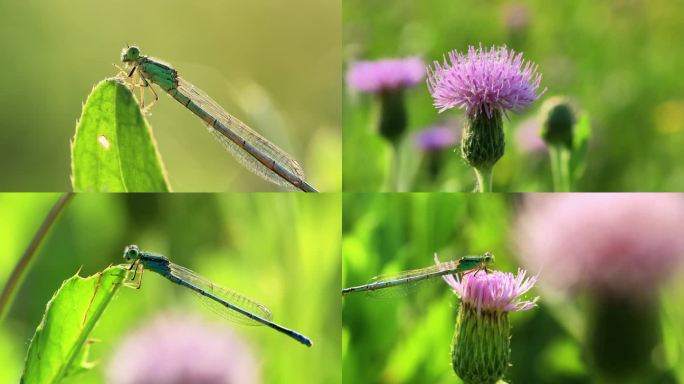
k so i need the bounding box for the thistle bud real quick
[540,97,576,149]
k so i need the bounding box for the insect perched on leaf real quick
[117,45,317,192]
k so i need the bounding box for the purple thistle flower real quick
[515,194,684,297]
[346,57,426,93]
[427,45,545,118]
[107,313,260,384]
[413,121,460,152]
[436,254,539,313]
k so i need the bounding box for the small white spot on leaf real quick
[98,135,111,150]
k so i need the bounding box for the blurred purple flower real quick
[413,121,460,152]
[515,117,546,153]
[516,194,684,296]
[501,3,531,32]
[107,313,260,384]
[435,255,538,313]
[427,45,545,118]
[346,57,426,93]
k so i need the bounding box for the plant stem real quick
[389,141,402,192]
[0,193,74,321]
[549,145,571,192]
[473,167,493,192]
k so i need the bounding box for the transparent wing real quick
[362,262,459,299]
[364,276,439,299]
[176,78,304,190]
[169,263,273,326]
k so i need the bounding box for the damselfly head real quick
[121,46,141,63]
[123,244,140,261]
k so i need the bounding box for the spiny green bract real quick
[461,110,505,171]
[451,303,510,384]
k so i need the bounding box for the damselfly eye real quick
[124,245,139,260]
[122,46,140,62]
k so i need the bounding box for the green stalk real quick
[474,167,493,193]
[549,145,571,192]
[375,90,407,192]
[391,142,402,192]
[0,193,74,322]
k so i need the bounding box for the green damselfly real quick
[341,252,494,297]
[118,46,317,192]
[123,245,312,347]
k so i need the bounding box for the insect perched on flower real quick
[436,253,539,383]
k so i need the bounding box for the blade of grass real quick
[0,193,74,322]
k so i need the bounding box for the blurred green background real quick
[0,0,340,192]
[342,193,684,383]
[0,193,341,383]
[343,0,684,191]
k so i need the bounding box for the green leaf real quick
[570,112,591,182]
[21,266,127,384]
[71,79,170,192]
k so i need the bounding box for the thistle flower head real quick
[427,45,545,118]
[436,255,539,313]
[516,194,684,297]
[346,57,426,93]
[413,122,460,152]
[107,313,260,384]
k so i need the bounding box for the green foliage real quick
[71,80,169,192]
[21,266,126,384]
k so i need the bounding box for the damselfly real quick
[123,245,312,346]
[342,253,494,297]
[118,46,317,192]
